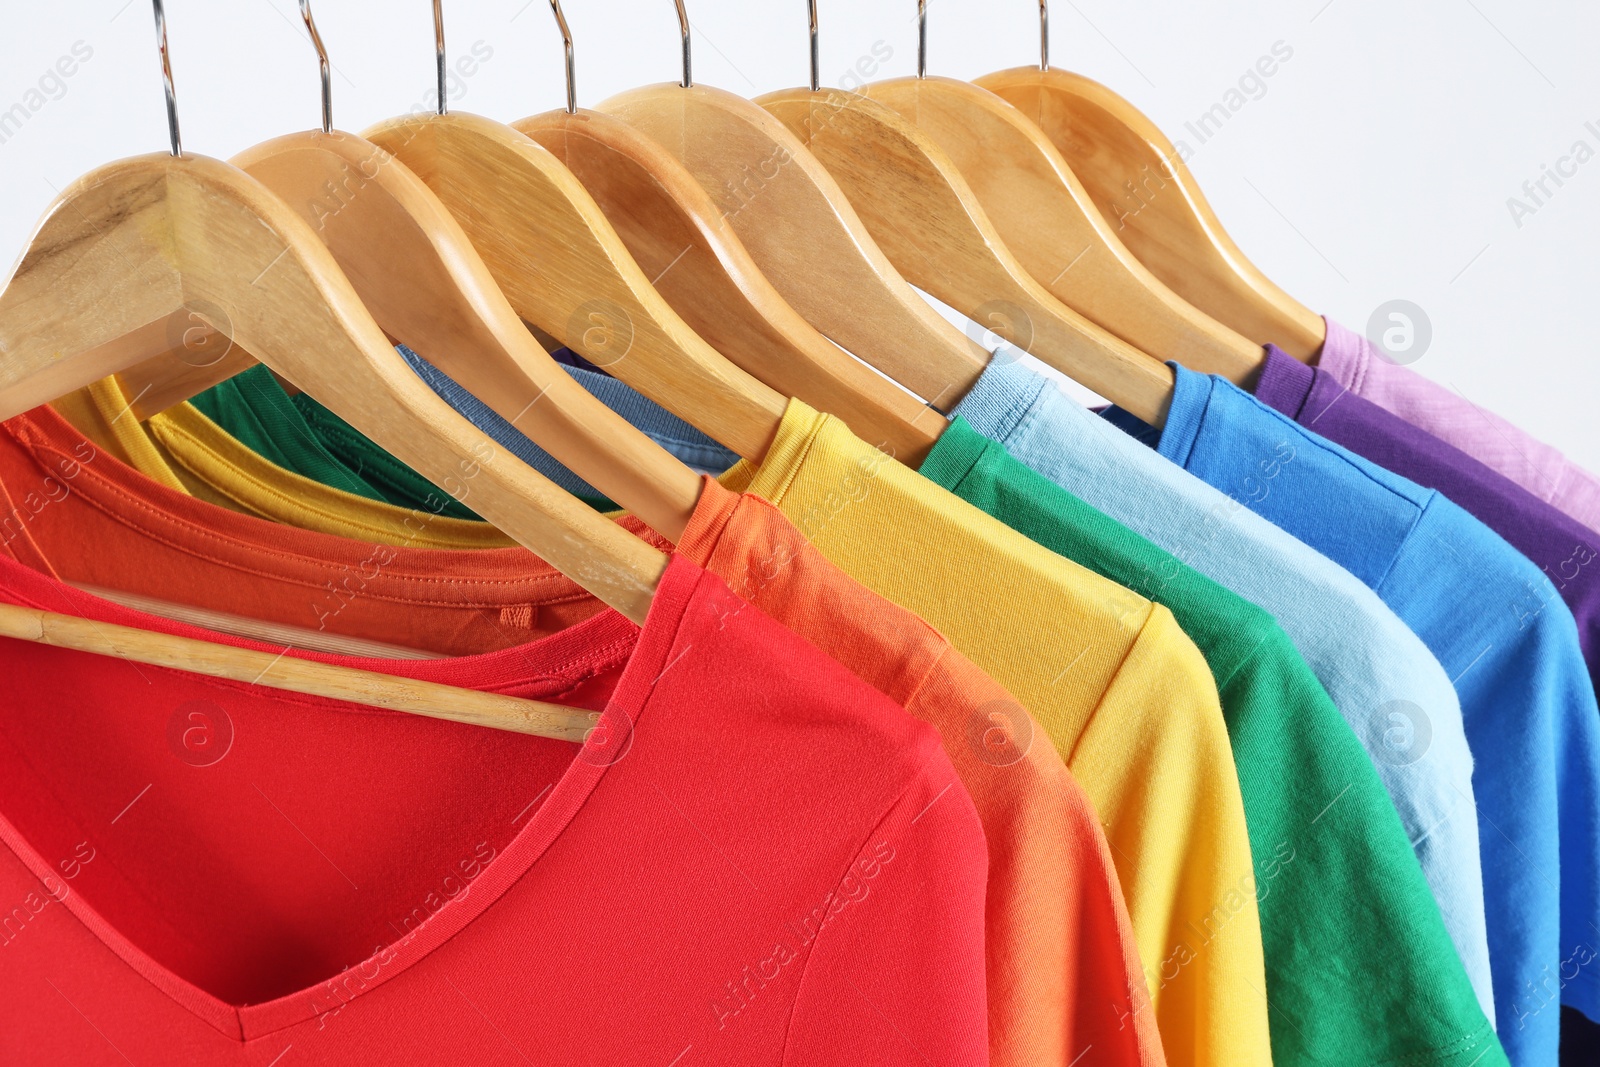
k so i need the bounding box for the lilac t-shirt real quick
[1317,317,1600,535]
[1257,344,1600,680]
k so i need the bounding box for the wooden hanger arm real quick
[315,351,669,625]
[76,315,256,420]
[71,582,447,659]
[597,83,989,410]
[0,153,666,623]
[863,77,1265,382]
[0,602,599,740]
[760,87,1172,427]
[978,68,1325,358]
[362,112,785,465]
[229,129,703,542]
[0,160,186,418]
[516,108,943,464]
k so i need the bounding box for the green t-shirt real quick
[191,365,483,521]
[921,416,1504,1067]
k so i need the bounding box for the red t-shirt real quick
[1,402,1158,1067]
[0,434,989,1063]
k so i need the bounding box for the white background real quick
[1,1,1596,470]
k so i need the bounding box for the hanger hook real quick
[672,0,693,89]
[546,0,577,114]
[432,0,448,115]
[916,0,927,79]
[1039,0,1050,71]
[149,0,182,156]
[808,0,819,92]
[298,0,333,133]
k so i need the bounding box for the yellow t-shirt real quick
[720,401,1270,1067]
[57,382,1270,1067]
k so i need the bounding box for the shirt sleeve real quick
[782,745,990,1067]
[1320,318,1600,534]
[1070,605,1273,1067]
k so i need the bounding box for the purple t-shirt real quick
[1317,318,1600,536]
[1256,345,1600,679]
[1255,345,1600,1055]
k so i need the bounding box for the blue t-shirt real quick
[397,345,739,507]
[1103,362,1600,1062]
[951,353,1493,1020]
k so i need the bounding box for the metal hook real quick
[1039,0,1050,71]
[298,0,333,132]
[916,0,927,79]
[673,0,693,89]
[807,0,819,92]
[433,0,448,115]
[547,0,577,114]
[149,0,181,156]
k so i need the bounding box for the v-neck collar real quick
[0,549,706,1042]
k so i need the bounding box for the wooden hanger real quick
[113,0,703,541]
[513,1,940,461]
[862,3,1264,383]
[0,7,664,729]
[758,2,1171,426]
[595,1,989,414]
[358,0,785,467]
[976,5,1324,358]
[1,605,599,741]
[0,154,665,616]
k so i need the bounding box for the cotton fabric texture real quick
[190,362,483,520]
[0,402,1163,1067]
[1256,344,1600,688]
[920,416,1505,1067]
[268,346,1493,1051]
[400,345,740,504]
[0,531,991,1064]
[717,400,1270,1067]
[950,353,1493,1025]
[1104,362,1600,1067]
[1256,343,1600,1059]
[259,356,1272,1066]
[1317,317,1600,534]
[54,376,513,548]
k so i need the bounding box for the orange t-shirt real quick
[0,403,1165,1067]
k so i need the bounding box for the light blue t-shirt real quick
[952,354,1494,1021]
[1100,361,1600,1062]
